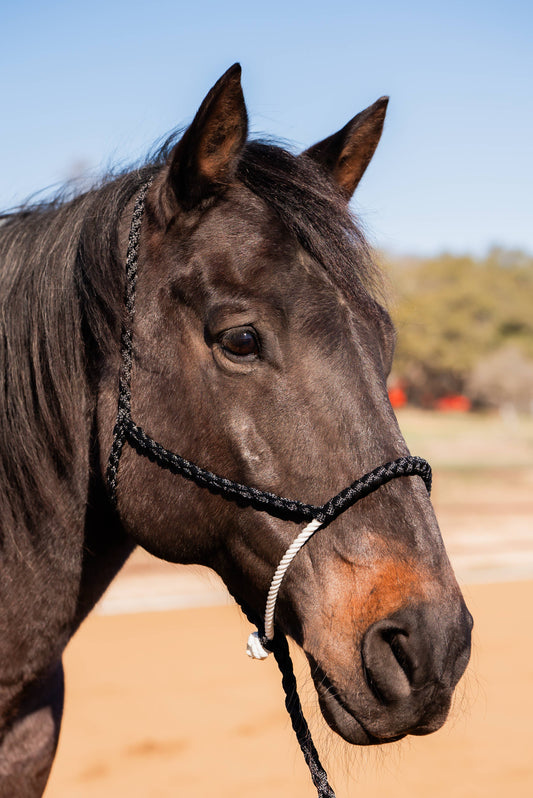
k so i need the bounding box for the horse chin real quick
[314,678,405,746]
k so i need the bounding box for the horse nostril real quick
[362,619,414,704]
[362,603,472,717]
[385,629,416,683]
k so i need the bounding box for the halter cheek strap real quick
[106,182,432,798]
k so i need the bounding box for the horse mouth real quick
[310,661,406,746]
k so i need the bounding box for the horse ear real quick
[302,97,388,200]
[166,63,248,211]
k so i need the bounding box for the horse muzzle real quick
[308,600,473,745]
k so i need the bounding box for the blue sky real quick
[1,0,531,255]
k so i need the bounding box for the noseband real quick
[106,180,432,797]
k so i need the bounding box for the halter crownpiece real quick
[107,182,432,798]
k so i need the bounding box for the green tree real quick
[384,249,533,406]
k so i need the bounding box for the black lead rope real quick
[106,182,432,798]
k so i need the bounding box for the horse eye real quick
[220,327,260,358]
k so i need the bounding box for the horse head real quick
[98,64,472,747]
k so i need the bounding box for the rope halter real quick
[106,181,433,798]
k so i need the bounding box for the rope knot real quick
[246,631,272,660]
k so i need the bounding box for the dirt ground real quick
[45,580,533,797]
[44,411,533,797]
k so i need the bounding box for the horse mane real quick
[0,136,382,540]
[0,163,156,539]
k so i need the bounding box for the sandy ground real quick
[45,579,533,798]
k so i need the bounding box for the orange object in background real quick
[388,385,407,408]
[435,394,471,412]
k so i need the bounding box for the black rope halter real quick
[106,181,432,797]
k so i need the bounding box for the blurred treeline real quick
[384,248,533,412]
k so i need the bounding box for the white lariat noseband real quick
[247,518,323,659]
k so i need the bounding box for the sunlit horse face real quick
[99,65,472,745]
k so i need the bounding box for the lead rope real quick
[108,181,432,798]
[237,597,336,798]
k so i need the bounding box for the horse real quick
[0,63,472,796]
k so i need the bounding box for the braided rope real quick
[235,596,336,797]
[268,518,322,636]
[125,419,318,520]
[125,419,431,521]
[106,182,433,798]
[106,179,153,506]
[246,518,324,658]
[272,633,336,797]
